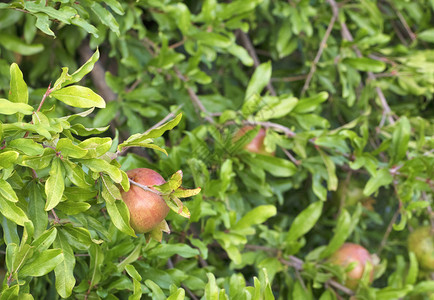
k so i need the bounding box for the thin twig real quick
[271,74,307,82]
[301,0,338,96]
[129,178,162,195]
[280,147,301,166]
[239,120,296,137]
[51,209,60,224]
[327,279,355,296]
[173,68,215,124]
[169,37,186,49]
[237,30,277,96]
[390,1,416,42]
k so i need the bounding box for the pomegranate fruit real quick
[408,226,434,271]
[233,126,275,156]
[121,168,170,234]
[329,243,374,290]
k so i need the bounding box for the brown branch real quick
[301,0,338,96]
[326,279,355,296]
[280,147,301,166]
[271,74,308,82]
[237,30,277,97]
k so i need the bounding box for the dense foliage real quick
[0,0,433,299]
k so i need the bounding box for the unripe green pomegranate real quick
[233,126,275,156]
[121,168,170,234]
[408,226,434,271]
[329,243,374,290]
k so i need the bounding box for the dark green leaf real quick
[286,201,323,243]
[20,249,63,277]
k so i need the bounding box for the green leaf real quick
[247,155,297,177]
[53,231,76,298]
[167,288,186,300]
[9,139,43,156]
[105,199,136,237]
[319,209,352,259]
[35,13,55,36]
[0,32,44,55]
[78,137,112,158]
[118,113,182,151]
[318,149,338,191]
[255,96,298,121]
[0,193,30,226]
[125,264,142,281]
[145,280,166,300]
[0,179,18,203]
[363,168,393,196]
[390,117,410,164]
[28,183,48,238]
[91,2,120,36]
[9,63,28,105]
[343,57,386,72]
[19,249,63,277]
[1,216,19,245]
[56,138,88,158]
[80,159,122,183]
[89,244,104,288]
[60,225,94,251]
[204,273,219,300]
[245,61,272,99]
[0,151,19,169]
[286,201,323,243]
[31,227,57,253]
[413,281,434,294]
[45,157,65,211]
[67,49,100,87]
[104,0,125,15]
[0,99,34,115]
[101,175,122,204]
[293,92,329,114]
[70,16,99,37]
[0,285,19,300]
[233,205,276,230]
[194,32,231,48]
[147,243,200,259]
[418,28,434,43]
[62,159,92,188]
[51,86,106,108]
[406,251,418,285]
